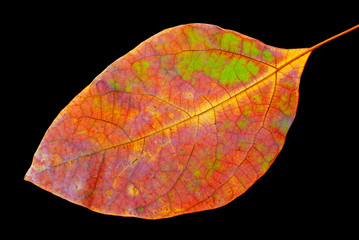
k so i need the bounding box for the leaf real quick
[25,23,359,219]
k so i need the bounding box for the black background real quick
[7,4,358,238]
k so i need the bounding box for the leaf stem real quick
[309,24,359,51]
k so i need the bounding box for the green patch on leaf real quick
[237,118,249,129]
[234,59,251,82]
[243,40,260,57]
[125,84,132,93]
[132,59,150,77]
[263,49,274,62]
[193,169,201,178]
[247,61,259,76]
[175,50,258,85]
[108,79,120,90]
[219,32,242,52]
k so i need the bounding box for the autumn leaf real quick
[24,23,359,219]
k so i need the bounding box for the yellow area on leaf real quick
[127,184,139,196]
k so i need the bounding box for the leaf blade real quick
[26,24,314,219]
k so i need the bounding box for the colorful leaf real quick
[25,23,358,219]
